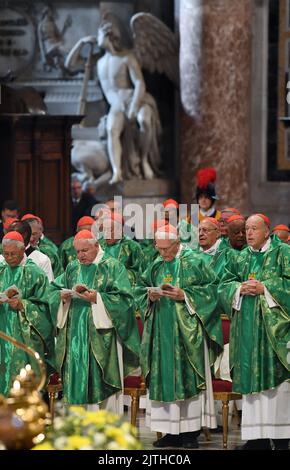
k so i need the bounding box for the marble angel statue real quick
[65,12,179,185]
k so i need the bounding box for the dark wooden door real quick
[0,115,81,244]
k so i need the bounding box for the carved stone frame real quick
[250,0,290,224]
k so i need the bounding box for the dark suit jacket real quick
[72,193,97,231]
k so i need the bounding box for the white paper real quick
[61,285,90,299]
[147,286,163,294]
[0,285,20,303]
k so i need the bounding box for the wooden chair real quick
[123,316,147,427]
[212,315,242,449]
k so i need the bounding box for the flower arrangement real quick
[32,406,142,450]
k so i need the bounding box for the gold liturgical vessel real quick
[0,331,50,450]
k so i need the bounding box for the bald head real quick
[245,215,270,250]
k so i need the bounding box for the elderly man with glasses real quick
[136,224,222,449]
[0,231,55,396]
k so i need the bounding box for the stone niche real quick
[0,0,178,209]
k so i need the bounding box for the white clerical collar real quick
[20,254,28,265]
[176,244,184,259]
[93,247,104,265]
[200,205,216,217]
[202,238,222,256]
[249,238,271,253]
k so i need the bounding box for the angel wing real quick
[130,13,179,87]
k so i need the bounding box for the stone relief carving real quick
[37,4,72,73]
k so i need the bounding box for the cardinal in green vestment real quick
[50,230,140,406]
[58,216,95,270]
[101,213,143,287]
[0,231,55,396]
[218,214,290,450]
[135,224,222,448]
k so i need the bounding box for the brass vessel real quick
[0,331,50,450]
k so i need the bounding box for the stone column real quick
[180,0,252,214]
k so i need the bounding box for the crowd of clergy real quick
[0,168,289,451]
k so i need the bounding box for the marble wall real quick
[180,0,252,214]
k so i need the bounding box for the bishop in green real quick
[218,214,290,449]
[50,230,140,409]
[0,231,55,396]
[135,224,222,448]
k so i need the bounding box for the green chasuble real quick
[50,254,140,405]
[39,235,58,254]
[0,258,55,396]
[58,236,75,270]
[135,248,223,402]
[38,241,63,277]
[178,219,198,250]
[218,236,290,394]
[139,239,159,273]
[102,236,143,286]
[199,238,237,280]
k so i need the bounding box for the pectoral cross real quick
[248,272,256,280]
[163,274,173,283]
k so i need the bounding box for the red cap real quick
[77,216,95,228]
[203,217,220,227]
[254,213,270,227]
[288,235,290,242]
[104,212,124,225]
[3,217,19,230]
[163,199,179,209]
[155,224,178,239]
[151,219,168,233]
[222,208,240,215]
[21,213,42,223]
[3,231,24,243]
[272,224,290,232]
[74,230,94,241]
[227,215,245,224]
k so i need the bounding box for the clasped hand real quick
[7,297,23,310]
[240,280,264,296]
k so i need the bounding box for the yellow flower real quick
[82,412,107,427]
[69,406,87,416]
[115,435,129,448]
[105,427,123,440]
[32,442,55,451]
[65,435,91,450]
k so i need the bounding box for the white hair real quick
[2,239,24,249]
[74,237,98,245]
[27,218,42,228]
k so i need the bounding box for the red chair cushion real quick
[136,317,143,338]
[124,376,142,388]
[48,372,61,385]
[212,378,233,393]
[222,318,230,345]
